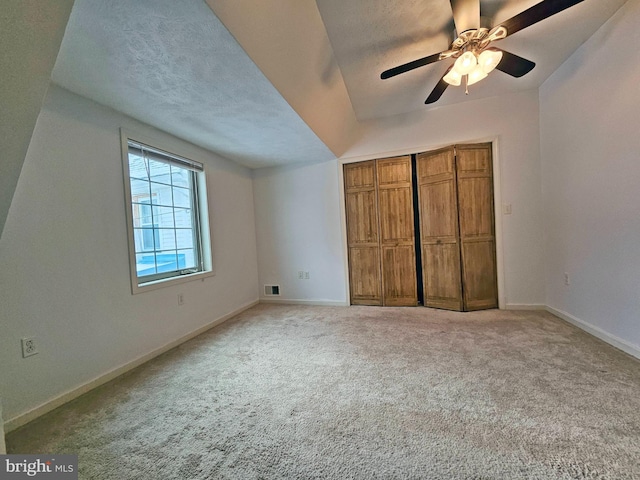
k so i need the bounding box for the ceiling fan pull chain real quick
[465,75,469,95]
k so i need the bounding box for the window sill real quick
[131,269,215,294]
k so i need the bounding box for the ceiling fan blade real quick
[450,0,480,34]
[498,0,585,37]
[381,53,442,79]
[495,49,536,77]
[425,68,451,104]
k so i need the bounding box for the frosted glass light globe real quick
[478,49,503,74]
[467,65,488,86]
[443,68,462,86]
[453,51,477,75]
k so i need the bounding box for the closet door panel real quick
[461,240,497,310]
[377,156,417,306]
[423,242,463,310]
[419,181,458,239]
[382,245,417,306]
[344,162,375,190]
[377,158,412,186]
[344,161,382,305]
[346,191,378,244]
[417,147,463,311]
[456,144,497,310]
[348,246,382,305]
[457,176,493,237]
[378,188,414,242]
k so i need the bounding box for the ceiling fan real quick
[380,0,585,104]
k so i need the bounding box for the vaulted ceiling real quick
[52,0,627,169]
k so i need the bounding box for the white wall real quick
[0,85,259,425]
[539,0,640,354]
[253,160,348,305]
[253,89,546,308]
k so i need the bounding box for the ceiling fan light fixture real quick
[381,0,584,105]
[467,65,488,86]
[453,51,477,75]
[478,49,503,74]
[443,69,462,86]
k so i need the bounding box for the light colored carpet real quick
[7,304,640,479]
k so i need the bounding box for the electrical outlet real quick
[304,271,310,280]
[564,273,570,286]
[298,271,304,280]
[21,337,38,358]
[177,293,184,305]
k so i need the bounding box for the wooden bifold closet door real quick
[345,144,497,311]
[344,156,417,306]
[416,146,464,310]
[377,157,418,306]
[344,161,382,305]
[416,143,498,311]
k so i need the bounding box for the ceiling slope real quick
[52,0,335,169]
[205,0,362,157]
[1,0,75,238]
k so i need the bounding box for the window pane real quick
[174,208,192,228]
[176,229,194,249]
[136,253,156,276]
[140,202,153,222]
[156,251,178,273]
[132,201,153,227]
[134,228,158,252]
[129,155,149,180]
[178,249,196,269]
[150,182,171,205]
[130,178,150,197]
[133,228,145,252]
[153,206,175,229]
[157,229,177,250]
[171,166,190,188]
[173,186,191,209]
[148,159,171,184]
[143,228,155,250]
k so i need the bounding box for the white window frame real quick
[120,129,214,294]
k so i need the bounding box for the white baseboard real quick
[504,304,546,310]
[259,297,349,307]
[546,306,640,360]
[5,299,259,433]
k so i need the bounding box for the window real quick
[135,198,159,252]
[121,131,213,292]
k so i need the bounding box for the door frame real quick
[338,137,505,309]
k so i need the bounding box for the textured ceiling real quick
[52,0,627,168]
[51,0,335,169]
[316,0,628,120]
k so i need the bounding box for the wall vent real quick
[264,285,280,296]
